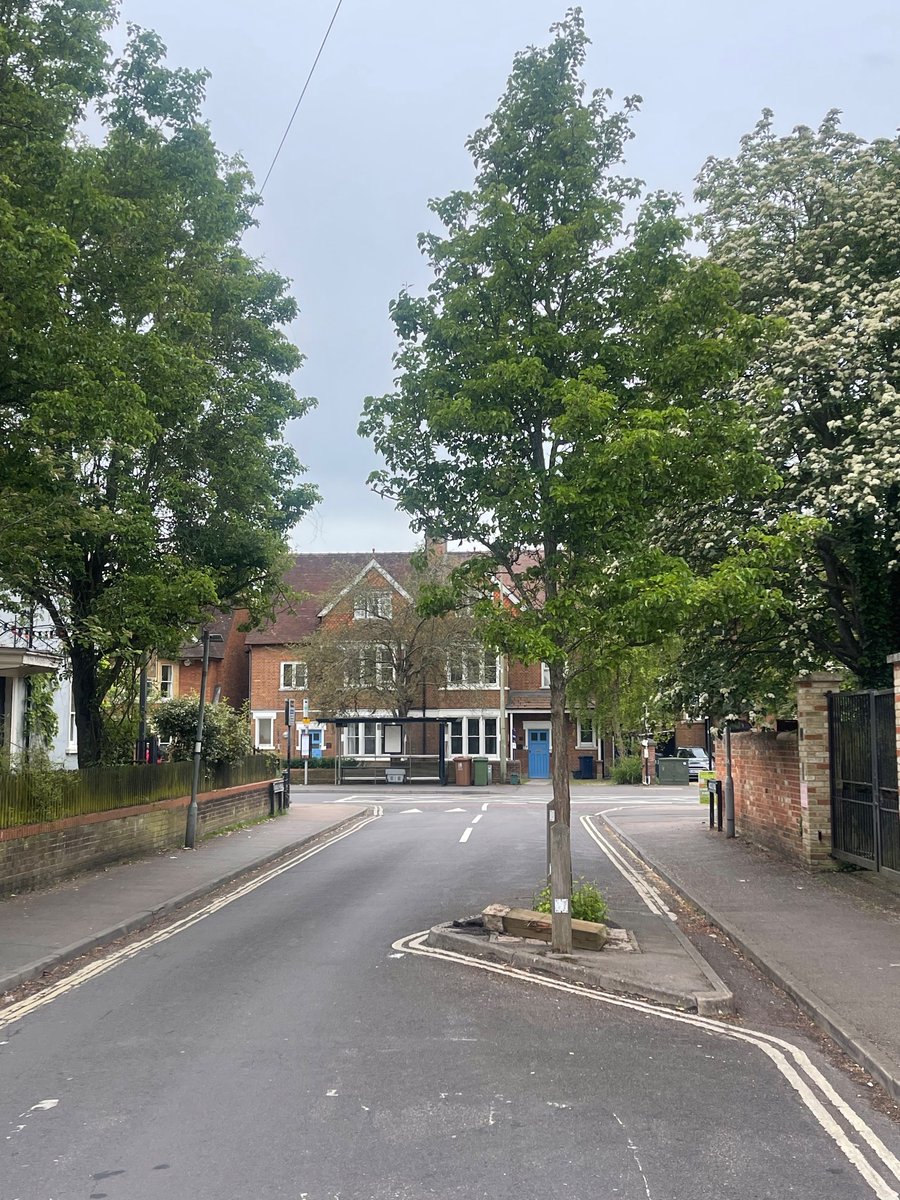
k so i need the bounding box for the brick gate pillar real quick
[797,672,844,867]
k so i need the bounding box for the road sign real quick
[285,699,295,726]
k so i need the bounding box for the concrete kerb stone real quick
[426,922,734,1016]
[599,813,900,1103]
[0,807,375,997]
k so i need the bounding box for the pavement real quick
[602,802,900,1101]
[0,799,371,996]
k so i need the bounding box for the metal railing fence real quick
[0,755,276,832]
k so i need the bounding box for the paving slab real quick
[602,804,900,1100]
[0,799,371,995]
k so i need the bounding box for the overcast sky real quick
[119,0,899,553]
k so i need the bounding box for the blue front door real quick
[309,729,323,758]
[528,729,550,779]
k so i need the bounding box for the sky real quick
[118,0,900,553]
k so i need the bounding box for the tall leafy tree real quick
[0,6,318,764]
[695,112,900,689]
[361,9,765,946]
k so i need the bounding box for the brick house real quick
[234,549,601,781]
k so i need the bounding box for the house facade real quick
[0,613,62,760]
[241,549,602,781]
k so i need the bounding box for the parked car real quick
[675,746,711,780]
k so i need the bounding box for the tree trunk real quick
[548,661,573,952]
[70,645,104,768]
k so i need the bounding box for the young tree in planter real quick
[361,10,767,949]
[693,112,900,689]
[0,10,318,765]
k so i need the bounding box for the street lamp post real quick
[185,628,223,849]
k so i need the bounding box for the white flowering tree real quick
[691,112,900,690]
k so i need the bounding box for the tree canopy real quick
[360,9,769,944]
[692,111,900,693]
[0,2,318,764]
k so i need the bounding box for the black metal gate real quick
[828,689,899,877]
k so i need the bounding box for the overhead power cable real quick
[253,0,345,207]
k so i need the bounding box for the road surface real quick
[3,787,899,1199]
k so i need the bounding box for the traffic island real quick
[426,908,734,1016]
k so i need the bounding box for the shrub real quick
[610,755,643,785]
[152,697,252,766]
[533,877,608,924]
[0,749,67,823]
[287,755,351,769]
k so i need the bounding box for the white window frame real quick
[280,660,308,690]
[348,645,394,688]
[446,647,499,689]
[484,716,498,756]
[343,721,381,756]
[577,717,596,748]
[540,662,551,689]
[254,712,276,750]
[158,662,174,699]
[447,715,501,757]
[353,590,392,621]
[67,685,78,754]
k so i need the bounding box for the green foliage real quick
[24,671,59,748]
[533,877,608,924]
[288,756,351,769]
[360,10,771,818]
[691,111,900,692]
[0,748,66,824]
[152,697,252,766]
[0,4,318,765]
[610,755,643,785]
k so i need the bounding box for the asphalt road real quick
[3,788,900,1200]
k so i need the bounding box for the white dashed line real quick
[459,827,473,844]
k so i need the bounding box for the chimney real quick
[425,535,447,557]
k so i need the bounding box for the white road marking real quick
[580,814,676,920]
[399,808,423,814]
[445,808,466,813]
[481,802,489,811]
[28,1100,59,1112]
[613,1112,654,1200]
[0,812,382,1032]
[392,930,900,1200]
[459,827,473,844]
[471,814,482,824]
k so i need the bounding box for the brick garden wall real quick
[0,780,275,897]
[716,729,803,860]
